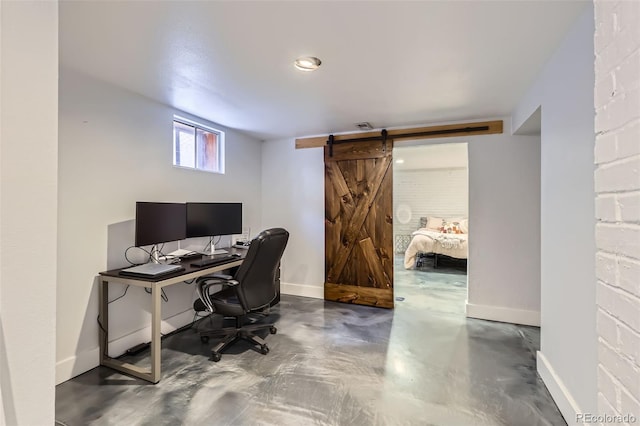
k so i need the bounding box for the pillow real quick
[447,217,465,225]
[419,217,428,229]
[426,216,445,230]
[442,218,467,234]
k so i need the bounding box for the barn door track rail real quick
[296,120,503,150]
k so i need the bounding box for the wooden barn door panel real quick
[324,140,393,308]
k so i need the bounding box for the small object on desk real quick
[179,251,200,259]
[231,253,241,257]
[166,248,196,258]
[233,241,251,250]
[120,263,183,277]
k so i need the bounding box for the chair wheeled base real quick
[199,316,277,362]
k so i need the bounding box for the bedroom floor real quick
[56,258,564,426]
[394,253,468,315]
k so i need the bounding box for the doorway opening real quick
[392,142,469,314]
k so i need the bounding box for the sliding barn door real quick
[324,140,394,308]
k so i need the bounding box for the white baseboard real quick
[56,347,100,385]
[280,282,324,299]
[55,309,195,385]
[465,302,540,326]
[537,351,581,425]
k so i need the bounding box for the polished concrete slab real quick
[56,257,565,425]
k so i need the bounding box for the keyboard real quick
[190,254,239,268]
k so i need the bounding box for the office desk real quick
[98,252,244,383]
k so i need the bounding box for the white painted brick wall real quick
[599,340,640,398]
[597,282,640,331]
[594,157,640,192]
[595,195,618,222]
[619,257,640,295]
[599,393,618,416]
[595,0,640,421]
[597,310,619,344]
[595,224,640,259]
[619,192,640,222]
[392,167,468,237]
[598,365,620,411]
[619,323,640,366]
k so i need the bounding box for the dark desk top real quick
[99,248,247,282]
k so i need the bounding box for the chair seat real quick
[194,286,245,317]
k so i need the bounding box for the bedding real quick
[403,217,469,269]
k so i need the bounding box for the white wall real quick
[512,6,597,421]
[57,68,263,383]
[261,139,325,299]
[393,167,469,238]
[466,131,541,326]
[261,126,541,327]
[594,0,640,419]
[0,1,58,424]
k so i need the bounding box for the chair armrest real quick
[195,273,232,283]
[208,273,233,280]
[196,280,218,313]
[196,278,239,312]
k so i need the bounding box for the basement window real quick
[173,117,225,174]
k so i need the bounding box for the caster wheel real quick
[200,335,209,343]
[211,352,221,362]
[269,326,277,335]
[260,345,269,355]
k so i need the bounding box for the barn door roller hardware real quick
[326,125,489,157]
[382,129,388,153]
[328,134,335,157]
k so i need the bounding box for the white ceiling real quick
[59,1,587,141]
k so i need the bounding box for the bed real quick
[403,216,469,269]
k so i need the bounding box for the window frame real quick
[172,116,225,174]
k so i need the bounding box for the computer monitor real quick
[186,203,242,254]
[135,202,187,262]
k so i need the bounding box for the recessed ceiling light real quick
[396,159,405,164]
[294,56,322,72]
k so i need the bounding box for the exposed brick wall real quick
[594,0,640,421]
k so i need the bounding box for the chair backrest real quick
[233,228,289,311]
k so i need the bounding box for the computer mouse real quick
[231,253,241,257]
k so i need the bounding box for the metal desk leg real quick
[98,278,158,383]
[150,285,162,383]
[99,278,108,366]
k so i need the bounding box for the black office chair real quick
[193,228,289,362]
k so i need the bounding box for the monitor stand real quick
[207,236,227,256]
[150,244,162,264]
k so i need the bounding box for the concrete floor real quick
[56,256,565,425]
